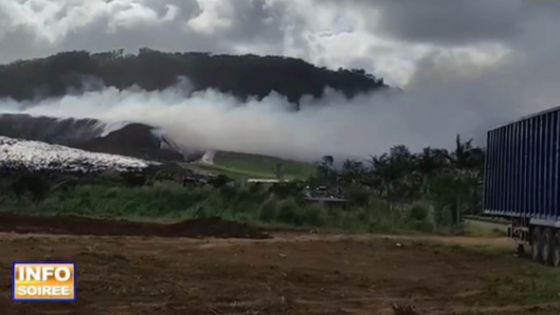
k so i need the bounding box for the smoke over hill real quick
[0,74,520,161]
[0,46,559,161]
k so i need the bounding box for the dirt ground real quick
[0,213,267,239]
[1,228,560,315]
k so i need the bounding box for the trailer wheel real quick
[531,227,543,262]
[542,228,553,265]
[552,231,560,267]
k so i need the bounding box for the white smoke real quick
[1,37,559,162]
[0,68,552,162]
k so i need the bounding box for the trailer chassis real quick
[507,217,560,267]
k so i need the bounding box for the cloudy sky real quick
[1,0,557,87]
[1,0,560,158]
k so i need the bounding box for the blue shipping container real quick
[484,108,560,221]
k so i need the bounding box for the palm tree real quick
[448,134,485,170]
[322,155,334,167]
[342,159,365,185]
[316,155,336,186]
[369,154,390,197]
[418,146,448,170]
[369,146,416,208]
[416,147,438,196]
[444,135,486,223]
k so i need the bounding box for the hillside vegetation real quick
[0,49,388,103]
[212,151,315,179]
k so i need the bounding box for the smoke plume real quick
[0,56,557,162]
[0,1,559,161]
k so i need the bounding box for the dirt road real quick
[1,229,559,315]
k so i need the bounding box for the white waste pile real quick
[0,136,155,173]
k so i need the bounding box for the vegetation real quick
[0,49,387,103]
[0,135,485,234]
[10,173,51,203]
[0,51,489,234]
[310,134,485,231]
[212,151,315,179]
[0,179,390,232]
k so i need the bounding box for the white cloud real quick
[108,2,178,32]
[186,0,233,34]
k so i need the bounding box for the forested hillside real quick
[0,49,388,103]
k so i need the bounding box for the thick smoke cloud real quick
[2,83,390,160]
[0,1,559,160]
[0,66,552,162]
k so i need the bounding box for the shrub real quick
[275,198,299,225]
[348,184,369,206]
[210,174,230,188]
[192,205,211,219]
[299,205,325,227]
[218,185,237,200]
[120,172,146,187]
[269,182,304,199]
[54,178,78,193]
[248,182,264,194]
[434,204,454,226]
[408,203,429,221]
[258,197,278,222]
[11,173,50,203]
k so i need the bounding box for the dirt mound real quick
[0,213,268,239]
[0,114,184,162]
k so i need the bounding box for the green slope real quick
[208,151,316,179]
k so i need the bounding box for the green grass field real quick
[206,151,316,179]
[464,218,507,237]
[1,180,392,232]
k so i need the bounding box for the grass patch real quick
[482,261,560,306]
[464,219,507,237]
[213,151,315,179]
[0,172,484,236]
[194,163,275,179]
[0,180,430,233]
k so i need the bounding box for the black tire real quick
[542,228,553,265]
[531,227,543,262]
[552,231,560,267]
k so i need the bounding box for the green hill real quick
[192,151,315,180]
[0,50,387,103]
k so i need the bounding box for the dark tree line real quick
[0,49,388,103]
[313,135,485,226]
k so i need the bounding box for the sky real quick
[1,0,560,159]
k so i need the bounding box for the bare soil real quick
[0,213,267,239]
[0,217,558,314]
